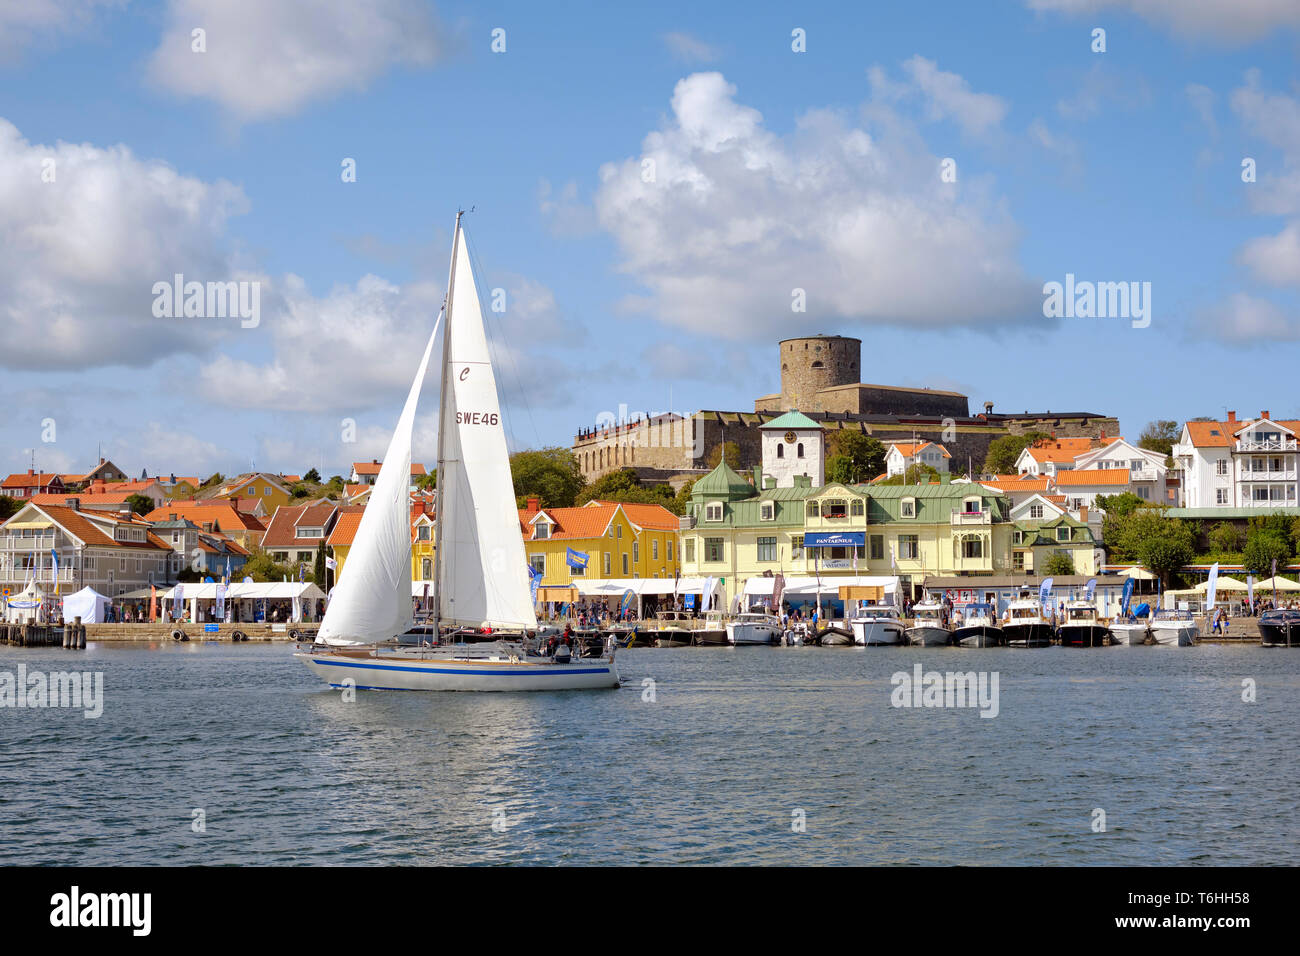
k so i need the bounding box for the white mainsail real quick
[436,226,537,630]
[316,315,441,646]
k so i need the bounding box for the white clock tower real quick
[759,411,824,488]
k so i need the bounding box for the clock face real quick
[784,431,797,444]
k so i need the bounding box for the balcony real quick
[1238,470,1298,483]
[1127,467,1159,482]
[1236,438,1298,452]
[950,510,991,525]
[678,515,696,531]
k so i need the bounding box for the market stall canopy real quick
[61,586,111,623]
[160,582,326,601]
[1193,576,1248,592]
[752,575,899,597]
[1116,566,1157,580]
[574,577,720,598]
[1254,575,1300,592]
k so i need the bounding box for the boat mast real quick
[431,211,464,636]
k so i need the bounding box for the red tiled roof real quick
[18,504,171,551]
[1024,436,1122,464]
[589,500,679,531]
[261,501,338,548]
[2,472,63,489]
[1054,469,1134,487]
[142,502,266,533]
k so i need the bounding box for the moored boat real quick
[1057,600,1110,647]
[726,612,782,645]
[951,603,1004,647]
[1109,618,1150,646]
[818,622,855,646]
[904,601,952,646]
[1149,609,1198,646]
[850,603,905,646]
[693,610,730,646]
[1259,608,1300,647]
[1002,594,1054,648]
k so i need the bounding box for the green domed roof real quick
[760,410,821,430]
[691,460,755,501]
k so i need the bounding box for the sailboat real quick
[296,213,620,691]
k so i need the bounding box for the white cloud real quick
[1196,293,1297,341]
[538,178,596,237]
[1239,221,1300,285]
[870,56,1009,137]
[592,72,1037,339]
[1056,63,1152,119]
[663,31,719,64]
[0,117,250,370]
[1026,0,1300,42]
[146,0,444,120]
[1231,71,1300,216]
[0,0,124,61]
[108,421,230,478]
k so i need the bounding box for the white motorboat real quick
[851,603,905,646]
[904,600,952,647]
[1109,619,1150,646]
[1149,609,1198,646]
[726,612,782,645]
[297,214,618,692]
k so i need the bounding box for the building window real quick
[757,536,777,561]
[616,525,623,539]
[529,554,545,575]
[622,553,629,575]
[417,525,430,540]
[685,538,695,563]
[651,539,659,560]
[422,558,432,579]
[760,502,775,521]
[603,553,611,575]
[1057,527,1070,541]
[900,498,916,518]
[823,499,847,518]
[705,538,724,563]
[1137,486,1149,500]
[807,501,819,518]
[1216,459,1229,476]
[851,499,864,516]
[776,444,784,459]
[669,540,674,561]
[534,523,550,539]
[633,542,640,563]
[898,535,919,560]
[870,534,884,560]
[1029,505,1044,519]
[1013,550,1026,571]
[705,502,723,522]
[963,498,981,514]
[961,537,983,559]
[797,443,805,459]
[791,535,804,559]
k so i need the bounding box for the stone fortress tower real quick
[776,335,861,412]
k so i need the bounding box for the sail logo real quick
[1042,273,1151,328]
[0,665,103,718]
[890,664,999,718]
[151,273,260,328]
[49,886,151,936]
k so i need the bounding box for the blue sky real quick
[2,0,1299,481]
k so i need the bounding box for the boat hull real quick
[852,619,905,646]
[1150,623,1197,646]
[1260,623,1300,647]
[952,624,1004,647]
[297,651,620,691]
[653,629,692,648]
[693,628,729,646]
[1110,623,1150,646]
[1003,623,1054,648]
[726,622,781,645]
[905,624,952,647]
[1058,624,1111,647]
[818,626,855,646]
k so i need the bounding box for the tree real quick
[1138,420,1180,458]
[510,447,583,508]
[0,495,20,521]
[1096,492,1146,549]
[1041,551,1076,576]
[706,442,741,469]
[575,468,676,510]
[1207,521,1244,555]
[125,493,154,516]
[415,471,437,491]
[876,463,941,486]
[1138,535,1195,588]
[982,431,1050,475]
[1116,510,1195,586]
[313,540,327,589]
[1242,529,1293,575]
[671,478,698,517]
[826,432,886,483]
[239,548,297,582]
[303,468,321,483]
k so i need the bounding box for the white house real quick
[1015,435,1122,477]
[759,411,824,488]
[1174,411,1300,509]
[1069,437,1170,505]
[884,441,951,477]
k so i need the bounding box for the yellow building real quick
[195,472,292,513]
[518,499,679,587]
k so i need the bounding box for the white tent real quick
[1255,575,1300,592]
[1194,575,1249,592]
[1116,566,1158,580]
[62,586,111,623]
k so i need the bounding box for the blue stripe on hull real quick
[311,658,611,677]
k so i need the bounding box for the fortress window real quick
[811,361,824,369]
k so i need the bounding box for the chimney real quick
[526,496,540,511]
[99,457,105,465]
[1261,410,1270,420]
[65,497,80,511]
[27,468,33,475]
[1079,505,1088,523]
[984,401,994,415]
[1227,410,1236,423]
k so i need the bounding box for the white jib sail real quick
[316,315,441,646]
[437,230,538,630]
